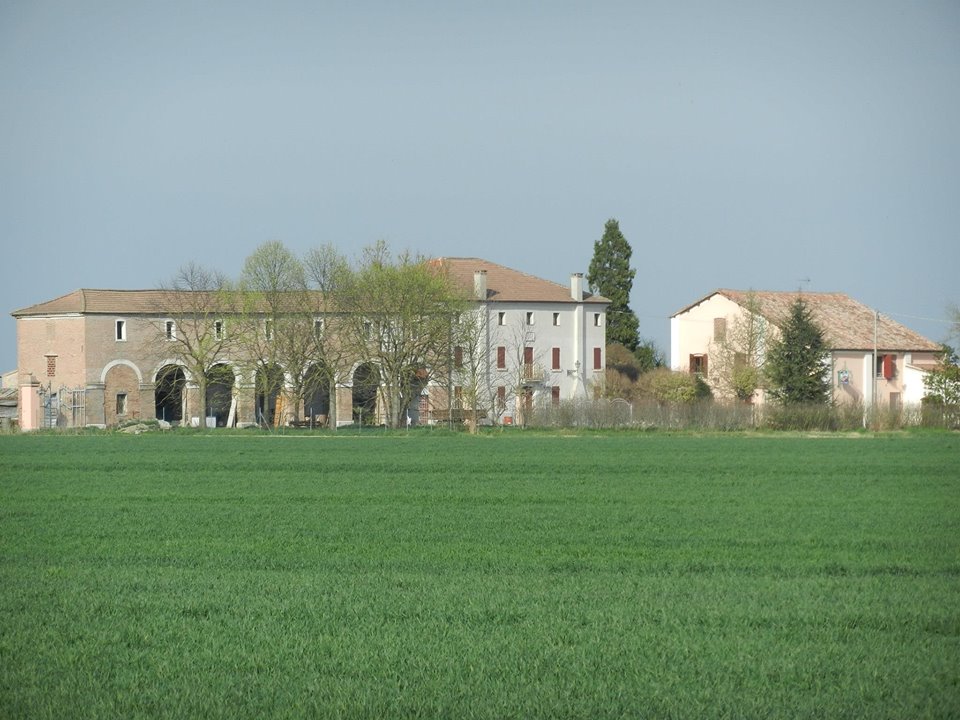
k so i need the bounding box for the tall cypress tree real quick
[765,297,831,404]
[587,218,640,351]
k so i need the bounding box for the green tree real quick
[234,241,315,425]
[587,219,640,350]
[922,344,960,428]
[150,263,235,425]
[765,297,831,405]
[638,368,712,405]
[303,243,353,429]
[633,338,665,373]
[338,241,469,429]
[599,342,644,401]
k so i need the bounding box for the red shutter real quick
[552,347,560,370]
[497,346,505,369]
[523,346,534,364]
[551,386,560,405]
[454,346,463,368]
[593,347,602,370]
[883,354,894,380]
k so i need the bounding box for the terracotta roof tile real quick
[436,257,608,304]
[12,289,206,316]
[12,259,607,318]
[677,289,940,352]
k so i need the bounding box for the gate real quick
[40,385,85,428]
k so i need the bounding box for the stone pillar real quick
[336,385,353,427]
[86,383,106,427]
[19,376,41,431]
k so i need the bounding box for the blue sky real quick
[2,0,958,373]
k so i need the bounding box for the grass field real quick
[1,430,958,719]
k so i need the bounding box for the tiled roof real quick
[436,257,609,304]
[12,259,608,317]
[676,289,941,352]
[12,289,173,316]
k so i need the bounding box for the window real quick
[265,320,274,341]
[115,319,126,341]
[552,347,560,371]
[594,313,602,327]
[165,320,176,340]
[526,311,535,325]
[689,354,708,377]
[454,386,463,407]
[593,347,602,370]
[498,312,506,326]
[714,317,727,342]
[523,346,534,366]
[214,319,224,340]
[497,346,506,370]
[314,318,325,339]
[454,346,463,369]
[553,312,560,326]
[116,393,128,416]
[876,354,897,380]
[496,386,506,411]
[46,355,57,377]
[551,386,560,405]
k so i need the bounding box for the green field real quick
[1,431,959,719]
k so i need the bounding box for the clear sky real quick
[2,0,958,374]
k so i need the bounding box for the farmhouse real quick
[671,290,942,407]
[11,258,608,430]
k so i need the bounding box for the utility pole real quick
[872,309,879,420]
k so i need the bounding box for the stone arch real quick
[100,359,143,385]
[151,359,195,384]
[103,363,141,426]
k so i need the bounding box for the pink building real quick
[671,290,942,408]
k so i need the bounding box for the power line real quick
[881,311,956,326]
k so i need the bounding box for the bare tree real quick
[233,241,315,426]
[708,292,768,402]
[149,263,234,425]
[303,244,352,429]
[452,306,491,429]
[337,241,468,428]
[491,315,547,427]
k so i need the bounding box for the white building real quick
[436,258,609,424]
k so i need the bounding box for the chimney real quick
[474,270,488,300]
[570,273,584,302]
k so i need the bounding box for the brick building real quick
[12,259,609,429]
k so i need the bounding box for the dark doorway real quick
[155,365,186,424]
[352,363,379,425]
[206,364,235,427]
[304,363,331,426]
